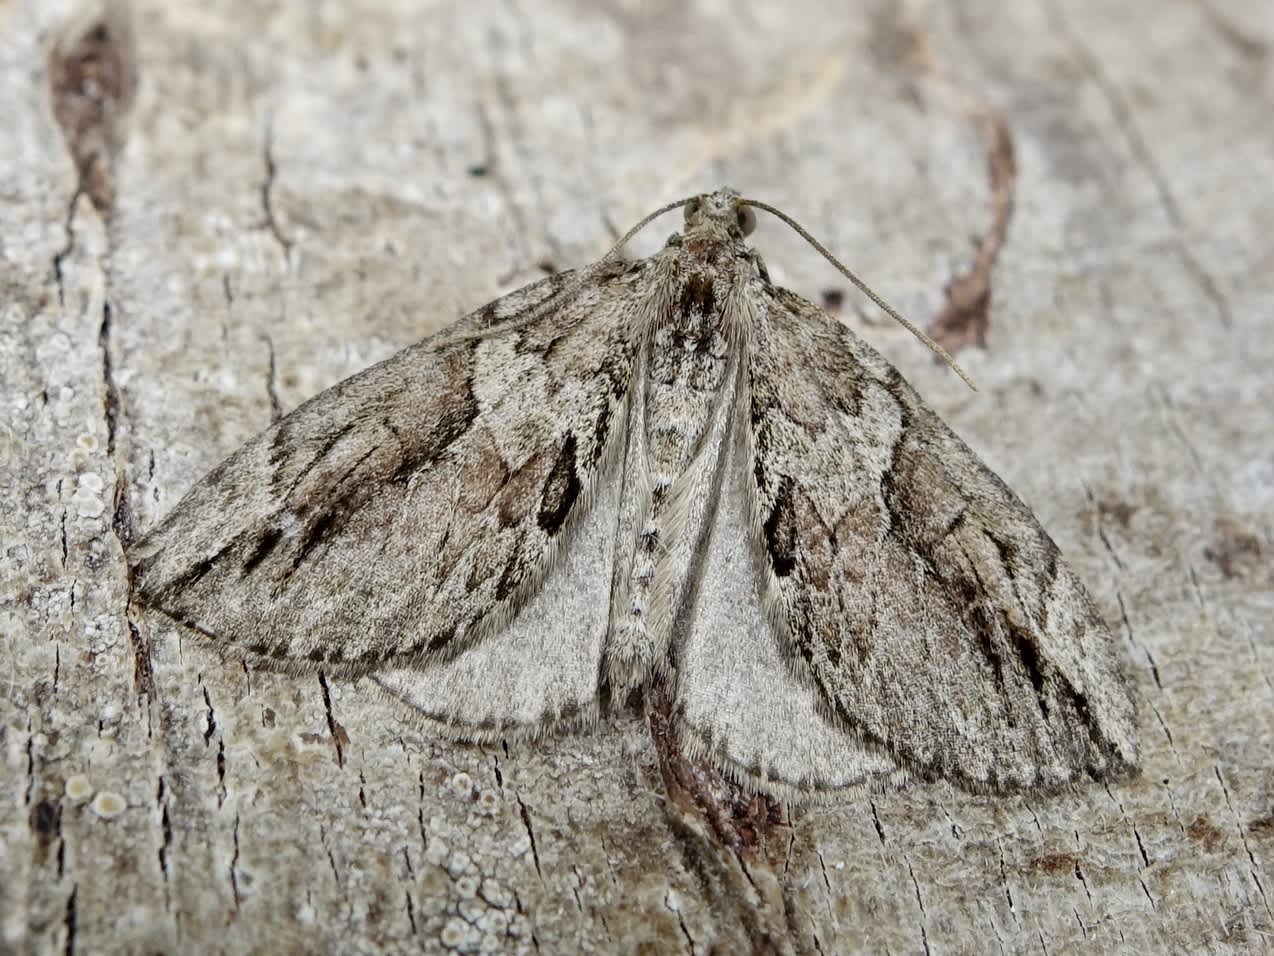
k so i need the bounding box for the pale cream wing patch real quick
[371,430,626,737]
[673,394,908,797]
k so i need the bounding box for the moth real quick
[129,188,1138,797]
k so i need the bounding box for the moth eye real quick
[683,199,703,224]
[736,205,757,236]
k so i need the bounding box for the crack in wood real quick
[1043,0,1233,327]
[317,671,346,767]
[516,795,543,882]
[259,115,294,255]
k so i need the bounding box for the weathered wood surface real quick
[2,0,1271,952]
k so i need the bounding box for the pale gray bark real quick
[2,1,1271,953]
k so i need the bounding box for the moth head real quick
[684,188,756,238]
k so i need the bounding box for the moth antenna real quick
[603,195,699,259]
[443,196,699,347]
[741,198,977,392]
[535,195,698,323]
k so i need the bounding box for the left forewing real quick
[128,268,642,679]
[746,289,1138,792]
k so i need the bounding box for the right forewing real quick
[129,266,644,678]
[745,289,1138,792]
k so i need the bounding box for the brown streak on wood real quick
[647,682,797,953]
[891,22,1017,355]
[1202,518,1263,580]
[648,681,782,863]
[928,105,1017,355]
[47,1,136,214]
